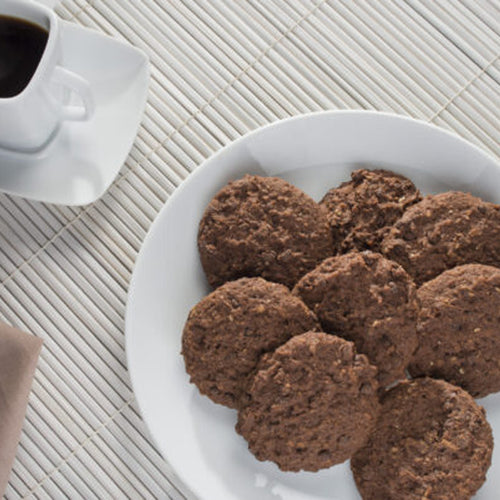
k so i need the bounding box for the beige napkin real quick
[0,322,42,495]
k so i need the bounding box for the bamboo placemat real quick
[2,1,499,498]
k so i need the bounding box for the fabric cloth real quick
[0,323,42,495]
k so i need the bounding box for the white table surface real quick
[3,1,499,499]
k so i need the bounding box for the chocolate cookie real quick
[351,378,493,500]
[321,169,421,253]
[409,264,500,398]
[381,191,500,285]
[198,175,333,289]
[293,251,418,387]
[237,332,379,472]
[181,277,319,408]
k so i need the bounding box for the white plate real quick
[126,111,500,500]
[0,21,149,205]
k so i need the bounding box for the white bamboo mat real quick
[2,1,499,498]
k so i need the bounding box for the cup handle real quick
[52,66,95,121]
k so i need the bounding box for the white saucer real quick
[0,21,149,206]
[126,111,500,500]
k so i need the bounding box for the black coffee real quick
[0,15,48,98]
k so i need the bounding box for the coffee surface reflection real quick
[0,15,48,98]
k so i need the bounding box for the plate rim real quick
[125,109,500,499]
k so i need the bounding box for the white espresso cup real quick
[0,0,94,152]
